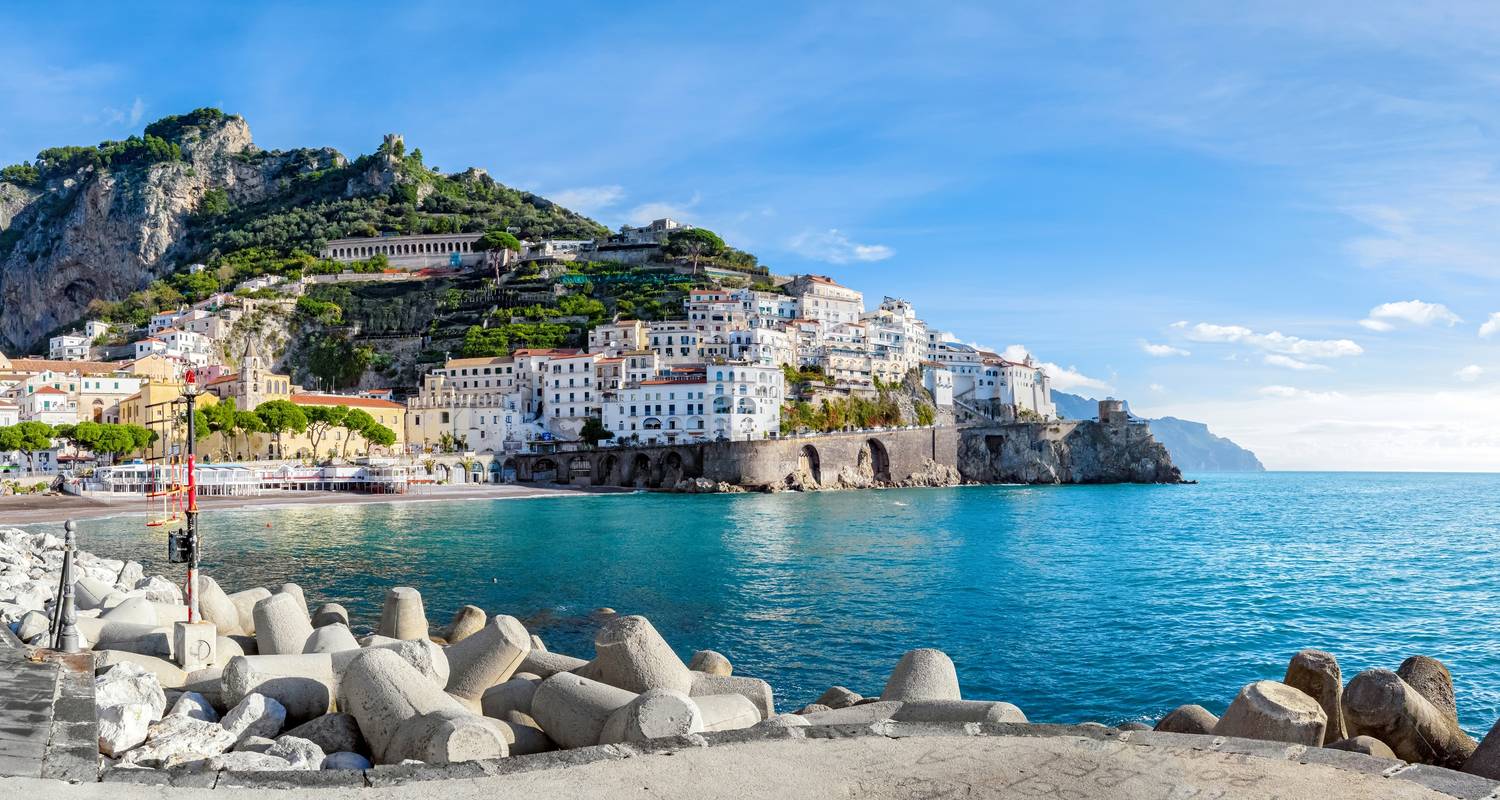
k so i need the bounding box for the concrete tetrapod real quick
[221,654,337,727]
[693,693,761,732]
[1328,736,1398,759]
[278,583,309,618]
[252,592,314,656]
[384,707,507,765]
[1464,719,1500,779]
[198,576,243,636]
[445,605,487,644]
[689,672,774,720]
[890,700,1028,724]
[587,615,694,694]
[1397,655,1460,725]
[228,588,272,635]
[1154,704,1219,735]
[303,623,360,654]
[1212,681,1326,746]
[688,649,733,676]
[881,649,961,702]
[519,650,588,678]
[598,688,704,744]
[531,671,639,749]
[1283,649,1346,744]
[1344,668,1477,769]
[378,587,429,641]
[482,676,542,721]
[444,614,531,704]
[489,713,554,756]
[339,648,497,764]
[311,603,350,629]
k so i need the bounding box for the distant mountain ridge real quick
[1053,392,1265,473]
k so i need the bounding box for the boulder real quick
[303,623,360,654]
[253,592,314,655]
[445,605,487,644]
[1328,736,1398,759]
[482,676,542,721]
[1397,656,1459,725]
[1213,681,1326,746]
[168,691,219,723]
[881,649,961,702]
[445,614,531,703]
[531,672,638,749]
[221,692,289,742]
[266,734,325,770]
[1345,668,1476,769]
[95,650,188,688]
[119,715,235,767]
[98,703,154,757]
[377,587,428,641]
[1284,649,1346,744]
[222,653,336,726]
[311,603,350,629]
[135,575,182,605]
[688,649,732,676]
[694,693,761,731]
[599,688,704,744]
[96,661,167,720]
[14,609,49,641]
[233,735,277,753]
[322,751,372,770]
[286,712,363,756]
[815,686,861,710]
[1155,704,1218,735]
[228,588,273,635]
[890,700,1027,724]
[208,751,294,771]
[586,615,693,694]
[689,672,775,720]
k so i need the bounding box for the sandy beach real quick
[0,483,618,525]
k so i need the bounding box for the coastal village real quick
[0,210,1060,495]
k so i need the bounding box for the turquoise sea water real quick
[47,472,1500,734]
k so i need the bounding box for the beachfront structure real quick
[603,362,784,444]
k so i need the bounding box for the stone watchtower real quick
[1099,398,1128,427]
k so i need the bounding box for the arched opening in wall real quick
[501,459,517,483]
[799,444,822,487]
[489,461,503,483]
[433,463,450,483]
[662,451,685,486]
[598,454,619,485]
[532,458,558,482]
[861,438,891,483]
[568,456,592,481]
[631,453,653,488]
[92,399,104,422]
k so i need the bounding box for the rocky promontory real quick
[958,417,1184,484]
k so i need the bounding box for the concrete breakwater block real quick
[1345,668,1477,769]
[694,693,761,732]
[1328,735,1397,758]
[1154,704,1218,735]
[585,615,694,695]
[599,688,703,744]
[1398,655,1460,725]
[339,648,496,764]
[490,714,554,756]
[378,587,429,641]
[689,649,733,676]
[799,701,904,725]
[253,592,315,655]
[279,583,309,617]
[815,686,861,709]
[303,623,360,654]
[890,699,1027,724]
[881,649,961,702]
[331,638,449,689]
[1283,649,1345,744]
[222,654,337,726]
[519,650,588,678]
[532,672,638,749]
[482,675,542,721]
[1213,680,1326,746]
[445,614,531,703]
[445,605,487,644]
[78,617,174,659]
[311,603,350,629]
[689,672,774,720]
[228,588,272,635]
[199,576,244,636]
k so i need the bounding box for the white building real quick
[728,328,796,369]
[786,274,865,327]
[645,321,701,365]
[603,362,783,444]
[863,296,928,380]
[0,403,18,427]
[19,387,76,425]
[545,353,601,429]
[48,332,91,361]
[149,310,186,335]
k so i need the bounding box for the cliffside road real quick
[8,728,1486,799]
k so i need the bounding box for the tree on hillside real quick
[664,228,725,274]
[255,400,308,459]
[475,229,522,281]
[302,405,349,460]
[338,408,377,460]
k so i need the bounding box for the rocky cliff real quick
[0,115,342,350]
[1052,391,1263,473]
[958,419,1184,484]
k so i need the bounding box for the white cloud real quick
[1149,383,1166,393]
[1141,341,1190,357]
[128,97,144,126]
[1360,299,1461,331]
[1182,322,1363,359]
[550,185,624,215]
[1258,385,1346,402]
[1480,312,1500,338]
[786,228,893,264]
[1000,344,1031,362]
[1263,354,1327,371]
[1040,362,1113,393]
[1457,364,1485,382]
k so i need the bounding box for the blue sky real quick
[5,2,1500,469]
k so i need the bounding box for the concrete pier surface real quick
[9,725,1495,798]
